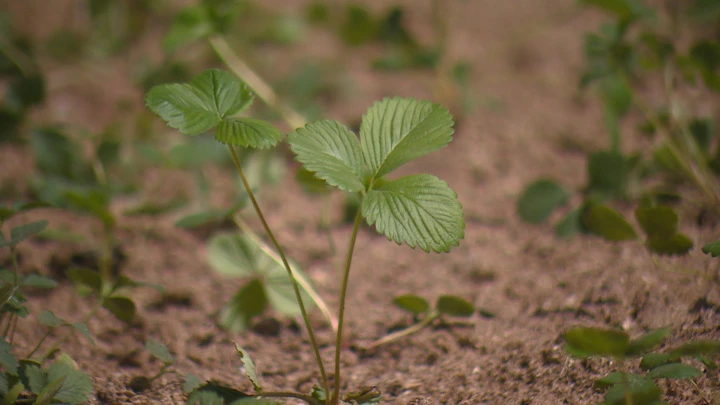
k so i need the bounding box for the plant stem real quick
[26,329,52,359]
[331,209,364,405]
[227,145,329,397]
[208,35,307,130]
[364,313,440,350]
[260,391,323,405]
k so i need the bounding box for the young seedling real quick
[365,294,474,350]
[563,326,720,405]
[146,68,464,405]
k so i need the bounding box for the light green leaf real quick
[702,240,720,257]
[362,174,464,252]
[360,97,454,178]
[436,295,474,317]
[648,363,702,379]
[516,179,569,224]
[234,343,262,393]
[392,294,429,315]
[146,69,254,136]
[215,118,283,149]
[563,327,630,358]
[38,311,65,328]
[146,338,174,364]
[583,204,637,241]
[46,354,93,404]
[288,120,365,192]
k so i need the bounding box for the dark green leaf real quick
[66,268,103,293]
[689,118,714,153]
[583,204,637,241]
[436,295,474,317]
[599,75,632,117]
[30,129,87,181]
[669,340,720,357]
[587,151,627,196]
[63,190,115,229]
[219,279,268,332]
[580,0,654,20]
[9,220,48,245]
[555,207,582,239]
[168,136,230,169]
[392,294,430,315]
[188,381,252,404]
[71,322,94,345]
[215,118,283,149]
[640,353,677,371]
[646,233,694,256]
[689,0,720,21]
[360,97,454,179]
[634,206,677,237]
[102,296,136,323]
[146,338,174,364]
[563,327,630,357]
[234,344,261,393]
[697,354,718,370]
[187,391,225,405]
[362,174,465,253]
[691,40,720,72]
[0,338,18,374]
[288,120,365,192]
[34,376,66,405]
[604,374,661,405]
[702,240,720,257]
[648,363,702,379]
[516,179,570,224]
[625,327,670,356]
[340,5,376,46]
[0,284,16,308]
[20,360,46,394]
[21,274,57,289]
[6,75,44,110]
[96,139,121,169]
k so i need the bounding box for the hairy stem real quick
[228,145,329,397]
[208,35,307,130]
[364,313,440,350]
[331,209,364,405]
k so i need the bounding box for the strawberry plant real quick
[146,68,464,405]
[517,0,720,239]
[564,326,720,405]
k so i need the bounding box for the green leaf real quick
[604,374,661,405]
[188,381,251,404]
[38,311,65,328]
[516,179,570,224]
[362,174,464,252]
[563,327,630,358]
[599,74,632,118]
[146,338,174,364]
[102,296,136,323]
[702,240,720,257]
[8,220,48,245]
[289,120,365,192]
[163,5,214,52]
[207,233,315,319]
[70,323,94,345]
[0,284,16,308]
[634,206,677,237]
[669,340,720,357]
[0,338,18,374]
[583,204,637,241]
[360,97,454,179]
[215,118,283,149]
[183,373,203,394]
[234,343,262,394]
[46,354,93,404]
[21,274,57,289]
[187,391,225,405]
[625,327,670,356]
[4,382,23,404]
[648,363,702,379]
[555,207,582,239]
[66,268,103,293]
[340,5,377,46]
[146,69,254,136]
[689,0,720,21]
[34,376,66,405]
[640,353,677,371]
[220,279,268,332]
[646,233,694,256]
[63,190,115,229]
[436,295,474,317]
[392,294,430,315]
[648,363,702,380]
[587,151,627,196]
[20,361,46,394]
[580,0,654,20]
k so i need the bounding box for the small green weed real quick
[146,67,464,404]
[564,326,720,405]
[365,294,474,350]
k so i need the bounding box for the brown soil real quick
[2,1,720,404]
